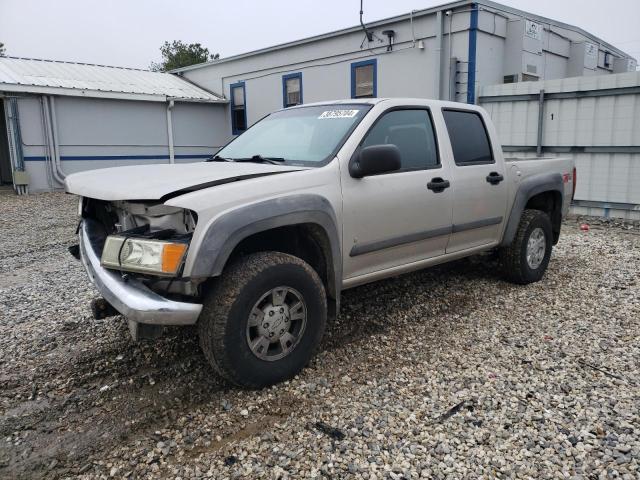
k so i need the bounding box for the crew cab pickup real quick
[66,98,575,388]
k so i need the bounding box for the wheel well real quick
[525,191,562,244]
[225,224,337,301]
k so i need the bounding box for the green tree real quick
[150,41,219,71]
[0,42,6,56]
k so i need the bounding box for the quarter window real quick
[283,73,303,108]
[351,59,377,98]
[230,82,247,135]
[361,109,439,171]
[442,109,494,165]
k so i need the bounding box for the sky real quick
[1,0,639,70]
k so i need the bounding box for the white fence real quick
[479,72,640,220]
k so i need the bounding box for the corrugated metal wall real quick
[479,72,640,219]
[8,95,228,193]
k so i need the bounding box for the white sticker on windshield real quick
[318,109,359,119]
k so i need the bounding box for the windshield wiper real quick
[205,155,234,162]
[230,155,286,165]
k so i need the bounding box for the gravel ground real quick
[0,190,639,480]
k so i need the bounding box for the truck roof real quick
[285,97,485,111]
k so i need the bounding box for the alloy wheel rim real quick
[526,227,546,270]
[246,286,307,361]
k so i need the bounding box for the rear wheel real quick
[500,209,553,284]
[198,252,327,388]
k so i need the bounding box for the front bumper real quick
[79,220,202,325]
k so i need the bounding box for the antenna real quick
[360,0,373,42]
[359,0,383,47]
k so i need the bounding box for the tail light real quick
[572,167,577,201]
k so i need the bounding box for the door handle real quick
[427,177,450,193]
[486,172,504,185]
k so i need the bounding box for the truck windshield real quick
[216,104,372,166]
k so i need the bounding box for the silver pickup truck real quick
[66,98,575,388]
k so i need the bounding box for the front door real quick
[341,108,453,280]
[441,109,508,253]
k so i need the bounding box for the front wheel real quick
[198,252,327,388]
[500,209,553,284]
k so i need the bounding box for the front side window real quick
[351,59,377,98]
[361,109,439,171]
[442,109,494,165]
[216,104,371,166]
[283,73,302,107]
[230,82,247,135]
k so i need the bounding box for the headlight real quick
[101,236,188,276]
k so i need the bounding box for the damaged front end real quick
[74,197,204,340]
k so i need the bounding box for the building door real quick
[0,100,13,184]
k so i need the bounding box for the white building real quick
[0,56,228,193]
[1,0,637,218]
[173,0,636,138]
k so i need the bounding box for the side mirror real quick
[349,144,402,179]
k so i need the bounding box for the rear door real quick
[341,107,453,280]
[442,108,508,253]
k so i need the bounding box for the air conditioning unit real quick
[504,18,543,82]
[613,57,637,73]
[568,41,598,76]
[503,73,540,84]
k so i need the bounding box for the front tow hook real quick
[91,297,119,320]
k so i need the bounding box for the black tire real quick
[198,252,327,388]
[500,209,553,285]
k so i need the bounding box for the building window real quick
[282,73,303,108]
[351,59,377,98]
[230,82,247,135]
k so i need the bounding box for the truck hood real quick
[64,162,307,201]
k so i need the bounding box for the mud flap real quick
[128,320,163,342]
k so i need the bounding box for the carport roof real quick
[0,56,226,103]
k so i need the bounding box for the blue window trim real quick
[350,59,377,99]
[230,81,247,135]
[282,72,303,108]
[467,4,478,104]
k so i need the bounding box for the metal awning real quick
[0,56,227,103]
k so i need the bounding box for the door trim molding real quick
[350,226,452,257]
[451,216,503,233]
[349,216,503,257]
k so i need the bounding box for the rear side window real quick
[442,109,494,165]
[361,109,439,171]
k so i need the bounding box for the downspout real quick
[43,96,65,185]
[7,98,27,195]
[166,99,175,164]
[4,99,20,194]
[435,10,444,100]
[48,96,66,181]
[467,4,479,104]
[447,10,454,101]
[39,97,55,190]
